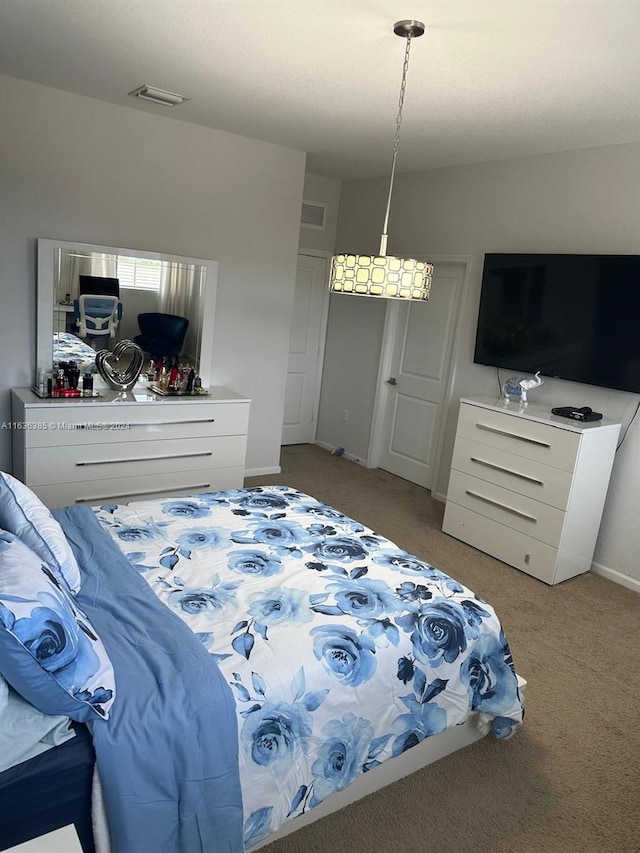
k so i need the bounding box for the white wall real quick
[0,75,306,475]
[328,142,640,588]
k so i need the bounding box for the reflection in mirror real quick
[37,240,217,387]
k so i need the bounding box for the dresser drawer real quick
[442,501,559,584]
[451,436,573,509]
[22,401,250,448]
[25,435,247,485]
[457,403,580,471]
[447,469,567,547]
[33,467,245,508]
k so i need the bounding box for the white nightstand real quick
[6,825,83,852]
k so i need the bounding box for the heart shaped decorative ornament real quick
[95,340,145,392]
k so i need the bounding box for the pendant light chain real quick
[379,33,414,256]
[328,19,432,302]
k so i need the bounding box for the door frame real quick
[288,248,332,444]
[367,254,474,497]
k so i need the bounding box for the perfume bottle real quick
[67,362,80,390]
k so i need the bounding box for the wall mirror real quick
[36,239,218,387]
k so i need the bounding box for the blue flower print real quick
[160,499,211,519]
[310,713,374,805]
[125,552,155,573]
[12,600,101,696]
[232,490,292,512]
[461,599,492,640]
[310,536,369,564]
[307,523,338,537]
[243,807,273,848]
[168,584,237,614]
[396,599,469,666]
[242,700,312,769]
[230,520,309,549]
[491,716,520,739]
[311,625,377,686]
[459,633,521,718]
[390,693,448,756]
[372,550,445,578]
[0,601,15,629]
[113,525,159,543]
[298,504,365,532]
[175,527,229,550]
[395,581,434,603]
[325,577,399,618]
[247,586,312,628]
[227,549,282,578]
[12,601,80,672]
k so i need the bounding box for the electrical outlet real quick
[341,409,349,422]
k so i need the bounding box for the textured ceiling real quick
[1,0,639,180]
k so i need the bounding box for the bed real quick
[0,474,525,852]
[53,332,99,373]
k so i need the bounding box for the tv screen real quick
[474,253,640,394]
[79,275,120,298]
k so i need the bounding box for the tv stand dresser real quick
[442,397,620,585]
[11,386,250,509]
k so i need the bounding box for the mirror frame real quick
[36,238,218,387]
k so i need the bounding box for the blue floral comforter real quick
[93,486,524,849]
[53,332,98,372]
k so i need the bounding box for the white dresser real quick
[11,386,250,508]
[442,397,620,585]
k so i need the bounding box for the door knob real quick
[386,377,397,385]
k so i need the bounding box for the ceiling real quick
[1,0,639,181]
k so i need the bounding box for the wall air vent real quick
[129,84,189,107]
[301,201,327,230]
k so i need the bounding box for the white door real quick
[282,254,329,445]
[375,260,467,489]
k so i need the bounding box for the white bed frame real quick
[250,674,526,850]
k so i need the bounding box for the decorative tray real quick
[147,384,209,397]
[31,387,103,399]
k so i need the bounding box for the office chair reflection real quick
[74,295,122,345]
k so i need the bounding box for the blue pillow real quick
[0,472,82,594]
[0,529,115,721]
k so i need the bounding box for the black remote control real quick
[551,406,602,422]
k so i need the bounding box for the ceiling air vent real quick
[301,201,327,230]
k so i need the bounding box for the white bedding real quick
[93,485,524,847]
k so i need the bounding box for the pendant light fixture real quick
[329,20,432,301]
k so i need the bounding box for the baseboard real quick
[244,466,281,478]
[591,560,640,594]
[314,440,367,467]
[432,491,447,504]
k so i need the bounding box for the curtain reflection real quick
[159,263,196,317]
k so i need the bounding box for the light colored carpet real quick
[245,444,640,853]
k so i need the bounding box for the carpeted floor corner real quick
[245,444,640,853]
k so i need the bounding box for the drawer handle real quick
[129,418,216,427]
[76,451,214,467]
[469,456,544,485]
[465,490,538,523]
[476,422,551,448]
[76,483,211,503]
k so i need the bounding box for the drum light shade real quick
[330,253,432,301]
[329,20,432,302]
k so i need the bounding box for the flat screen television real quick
[473,253,640,395]
[78,275,120,298]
